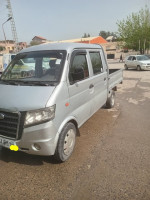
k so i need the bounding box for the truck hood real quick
[0,84,55,112]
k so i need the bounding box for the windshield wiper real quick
[27,81,57,86]
[0,79,57,86]
[0,80,21,85]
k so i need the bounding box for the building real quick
[0,40,27,53]
[0,40,15,53]
[47,36,122,59]
[48,36,107,45]
[32,36,47,44]
[18,42,27,50]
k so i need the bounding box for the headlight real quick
[24,105,56,127]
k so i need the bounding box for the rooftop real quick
[20,42,102,53]
[32,36,47,40]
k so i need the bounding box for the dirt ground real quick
[0,61,150,200]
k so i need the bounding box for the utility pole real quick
[2,17,12,51]
[6,0,19,52]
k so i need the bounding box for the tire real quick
[54,123,76,162]
[137,65,141,71]
[124,64,128,70]
[106,91,115,109]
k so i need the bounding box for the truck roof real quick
[20,42,102,53]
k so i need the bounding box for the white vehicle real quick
[0,43,123,162]
[1,54,16,72]
[124,55,150,71]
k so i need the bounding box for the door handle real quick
[89,84,94,89]
[104,77,107,81]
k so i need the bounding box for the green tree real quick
[117,6,150,54]
[99,31,117,39]
[82,33,90,38]
[0,46,5,51]
[30,41,41,46]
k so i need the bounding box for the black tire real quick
[124,64,128,70]
[54,123,76,162]
[137,65,141,71]
[106,91,115,108]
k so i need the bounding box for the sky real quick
[0,0,150,44]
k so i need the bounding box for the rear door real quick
[68,50,93,126]
[126,56,133,68]
[88,50,107,115]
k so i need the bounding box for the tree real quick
[30,41,41,46]
[99,31,117,39]
[82,33,90,38]
[0,46,5,51]
[117,6,150,54]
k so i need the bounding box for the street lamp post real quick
[2,17,12,51]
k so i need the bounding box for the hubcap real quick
[64,129,75,156]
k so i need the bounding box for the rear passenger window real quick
[69,54,89,83]
[127,56,132,60]
[132,56,136,60]
[89,52,103,75]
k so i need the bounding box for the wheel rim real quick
[64,129,76,156]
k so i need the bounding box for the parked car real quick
[124,55,150,71]
[144,54,150,59]
[0,43,123,162]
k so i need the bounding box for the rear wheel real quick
[54,123,76,162]
[106,91,115,108]
[124,64,128,70]
[137,65,141,71]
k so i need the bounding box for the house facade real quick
[32,36,47,44]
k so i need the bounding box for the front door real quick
[68,50,93,126]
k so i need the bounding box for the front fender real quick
[54,116,78,146]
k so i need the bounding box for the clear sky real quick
[0,0,149,44]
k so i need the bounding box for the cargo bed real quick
[108,68,123,90]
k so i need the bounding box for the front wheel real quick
[137,65,141,71]
[106,91,115,108]
[54,123,76,162]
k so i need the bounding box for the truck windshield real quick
[1,50,66,86]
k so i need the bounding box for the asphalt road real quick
[0,61,150,200]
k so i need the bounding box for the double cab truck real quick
[0,43,123,162]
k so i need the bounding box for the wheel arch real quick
[57,116,79,140]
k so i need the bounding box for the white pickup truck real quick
[0,43,123,162]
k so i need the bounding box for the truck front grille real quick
[0,111,20,139]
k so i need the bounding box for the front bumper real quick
[1,121,58,156]
[141,65,150,70]
[17,121,58,156]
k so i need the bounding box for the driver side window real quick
[69,54,89,84]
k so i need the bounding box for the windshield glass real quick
[137,55,149,61]
[1,50,66,85]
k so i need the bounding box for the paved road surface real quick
[0,61,150,200]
